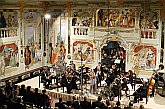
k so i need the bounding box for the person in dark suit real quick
[18,84,26,96]
[80,97,91,109]
[92,96,106,109]
[94,62,104,87]
[105,68,116,86]
[40,90,50,109]
[55,98,66,109]
[4,81,13,97]
[71,96,79,109]
[33,88,41,108]
[22,86,33,103]
[41,68,51,89]
[0,88,7,107]
[15,98,25,109]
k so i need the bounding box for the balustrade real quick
[0,27,18,38]
[141,29,157,39]
[73,27,89,36]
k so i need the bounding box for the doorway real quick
[101,41,126,73]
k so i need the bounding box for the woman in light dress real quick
[89,69,97,94]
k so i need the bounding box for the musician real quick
[41,68,51,89]
[78,64,89,84]
[61,73,78,94]
[152,64,165,97]
[105,68,116,86]
[153,64,165,83]
[70,60,76,71]
[112,64,120,76]
[94,62,104,87]
[112,76,122,97]
[133,80,148,103]
[127,70,136,89]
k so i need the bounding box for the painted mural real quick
[72,41,94,62]
[139,9,159,29]
[97,8,135,27]
[3,11,18,27]
[24,42,41,68]
[130,44,156,70]
[24,10,38,24]
[0,43,19,75]
[24,26,41,68]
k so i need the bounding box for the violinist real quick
[133,80,148,103]
[41,67,51,89]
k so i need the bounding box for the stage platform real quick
[16,76,165,109]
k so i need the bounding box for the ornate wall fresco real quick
[130,44,156,70]
[24,10,38,24]
[72,41,94,63]
[139,9,159,29]
[24,10,42,68]
[0,11,18,37]
[3,11,18,27]
[24,33,41,68]
[0,43,19,75]
[97,8,135,27]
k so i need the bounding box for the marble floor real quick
[16,76,165,109]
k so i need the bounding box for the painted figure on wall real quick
[50,44,59,64]
[72,41,94,62]
[0,50,5,75]
[60,41,66,60]
[24,46,31,68]
[24,11,38,24]
[131,45,156,70]
[139,10,159,29]
[34,43,41,63]
[97,9,135,27]
[0,43,19,75]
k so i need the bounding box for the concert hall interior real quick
[1,0,165,109]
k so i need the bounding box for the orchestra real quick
[40,60,165,104]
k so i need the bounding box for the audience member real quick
[33,88,41,107]
[92,96,106,109]
[71,96,79,109]
[55,98,66,109]
[40,90,50,108]
[0,89,7,107]
[18,84,26,96]
[80,97,91,109]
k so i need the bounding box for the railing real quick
[141,29,157,39]
[0,27,18,38]
[73,26,89,36]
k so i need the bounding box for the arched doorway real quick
[99,34,129,72]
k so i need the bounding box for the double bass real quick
[147,76,155,96]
